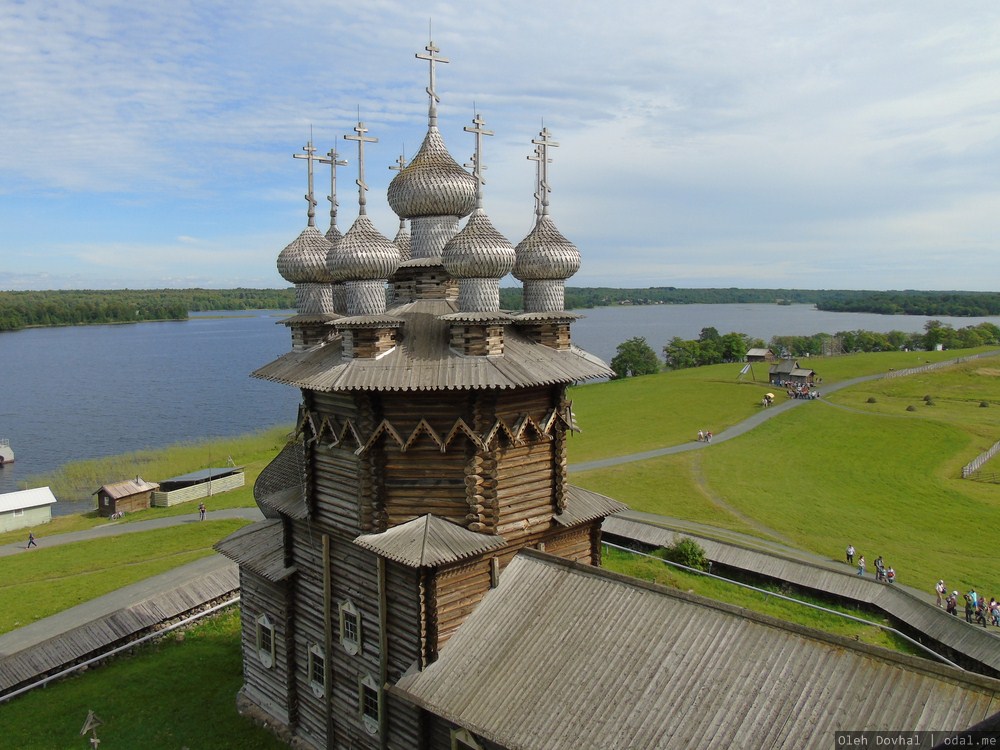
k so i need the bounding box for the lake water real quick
[2,304,998,504]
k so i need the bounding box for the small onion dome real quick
[512,215,581,281]
[277,226,334,283]
[325,224,343,246]
[442,208,515,279]
[328,214,401,282]
[387,128,477,219]
[393,219,412,262]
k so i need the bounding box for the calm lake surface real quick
[2,304,998,504]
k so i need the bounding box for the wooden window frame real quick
[255,613,275,669]
[308,643,326,698]
[358,673,381,736]
[339,599,361,655]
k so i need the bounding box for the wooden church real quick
[217,40,1000,750]
[216,40,625,749]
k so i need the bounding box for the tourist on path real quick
[935,580,946,607]
[26,531,37,549]
[198,502,206,521]
[856,555,865,577]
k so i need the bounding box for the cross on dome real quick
[526,142,552,218]
[344,122,377,215]
[319,147,348,229]
[389,153,407,173]
[531,127,559,215]
[292,138,321,226]
[416,40,449,126]
[464,113,493,196]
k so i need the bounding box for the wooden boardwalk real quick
[603,512,1000,676]
[0,557,239,699]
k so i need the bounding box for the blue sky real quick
[2,1,998,291]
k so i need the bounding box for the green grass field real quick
[1,608,286,749]
[0,520,250,635]
[572,350,1000,598]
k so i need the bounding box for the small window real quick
[490,556,500,589]
[12,508,24,517]
[103,497,109,507]
[255,613,275,669]
[339,599,361,655]
[308,644,326,698]
[452,728,483,750]
[359,673,381,735]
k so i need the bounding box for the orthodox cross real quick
[319,147,348,231]
[526,141,552,218]
[292,138,320,227]
[416,40,449,126]
[531,127,559,215]
[389,153,407,174]
[344,121,377,215]
[464,113,493,197]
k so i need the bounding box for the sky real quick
[2,1,999,292]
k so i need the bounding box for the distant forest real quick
[500,287,1000,316]
[0,289,295,331]
[1,287,998,332]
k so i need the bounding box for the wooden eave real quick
[252,299,611,392]
[353,514,506,568]
[554,485,629,527]
[214,520,296,583]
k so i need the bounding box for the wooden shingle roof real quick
[353,514,506,567]
[214,520,295,582]
[252,298,611,392]
[555,485,628,527]
[393,551,1000,749]
[94,478,159,499]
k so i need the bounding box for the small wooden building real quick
[745,347,777,362]
[95,477,159,517]
[0,487,56,532]
[150,467,245,507]
[769,358,817,386]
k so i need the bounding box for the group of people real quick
[846,545,896,583]
[787,387,820,400]
[936,580,1000,627]
[696,430,713,443]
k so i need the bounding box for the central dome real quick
[387,128,477,219]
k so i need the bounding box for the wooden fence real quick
[963,442,1000,479]
[151,472,245,507]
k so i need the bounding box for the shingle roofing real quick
[353,514,506,568]
[94,478,159,499]
[252,298,611,392]
[214,520,296,583]
[393,551,1000,750]
[556,485,628,527]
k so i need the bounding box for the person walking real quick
[856,555,866,577]
[935,580,946,607]
[198,502,206,521]
[26,531,37,549]
[846,545,855,565]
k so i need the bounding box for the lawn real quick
[0,520,250,634]
[574,349,1000,599]
[1,608,286,749]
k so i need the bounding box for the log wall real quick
[239,570,295,728]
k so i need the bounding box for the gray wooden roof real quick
[353,514,506,568]
[393,551,1000,750]
[252,298,611,392]
[603,515,1000,675]
[93,478,159,499]
[556,485,628,527]
[214,520,296,582]
[0,487,56,513]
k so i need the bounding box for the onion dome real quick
[393,218,412,262]
[442,113,515,313]
[513,215,580,281]
[277,226,334,284]
[387,127,477,219]
[330,214,401,283]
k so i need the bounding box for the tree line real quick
[611,321,1000,379]
[0,289,296,332]
[500,287,1000,316]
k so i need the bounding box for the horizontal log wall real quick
[239,570,294,729]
